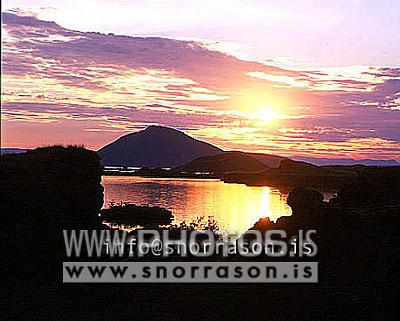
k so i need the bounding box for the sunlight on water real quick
[102,176,292,235]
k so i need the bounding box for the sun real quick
[247,106,280,127]
[258,107,278,122]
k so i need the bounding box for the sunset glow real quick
[1,1,399,161]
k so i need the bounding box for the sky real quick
[1,1,400,160]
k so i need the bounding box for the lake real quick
[102,176,296,235]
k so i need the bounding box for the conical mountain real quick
[98,126,223,167]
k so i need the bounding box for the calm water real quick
[102,176,293,235]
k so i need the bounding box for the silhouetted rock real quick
[334,166,400,206]
[287,187,324,208]
[251,167,399,316]
[100,203,173,228]
[1,146,104,280]
[1,146,104,229]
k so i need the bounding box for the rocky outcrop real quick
[1,146,104,280]
[100,203,173,228]
[252,166,399,316]
[1,146,104,229]
[334,166,400,206]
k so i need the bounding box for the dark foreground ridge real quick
[1,146,104,229]
[1,146,104,283]
[2,146,399,320]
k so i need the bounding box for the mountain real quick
[98,126,223,167]
[174,151,269,175]
[99,125,395,172]
[0,148,28,155]
[292,156,399,167]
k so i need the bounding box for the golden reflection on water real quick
[102,176,292,235]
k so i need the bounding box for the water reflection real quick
[102,176,292,235]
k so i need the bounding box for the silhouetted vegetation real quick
[171,216,220,232]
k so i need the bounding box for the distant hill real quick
[98,126,223,167]
[174,151,269,175]
[244,152,287,168]
[292,156,399,167]
[0,148,28,155]
[223,159,356,190]
[278,159,326,172]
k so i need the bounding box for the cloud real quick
[1,11,399,160]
